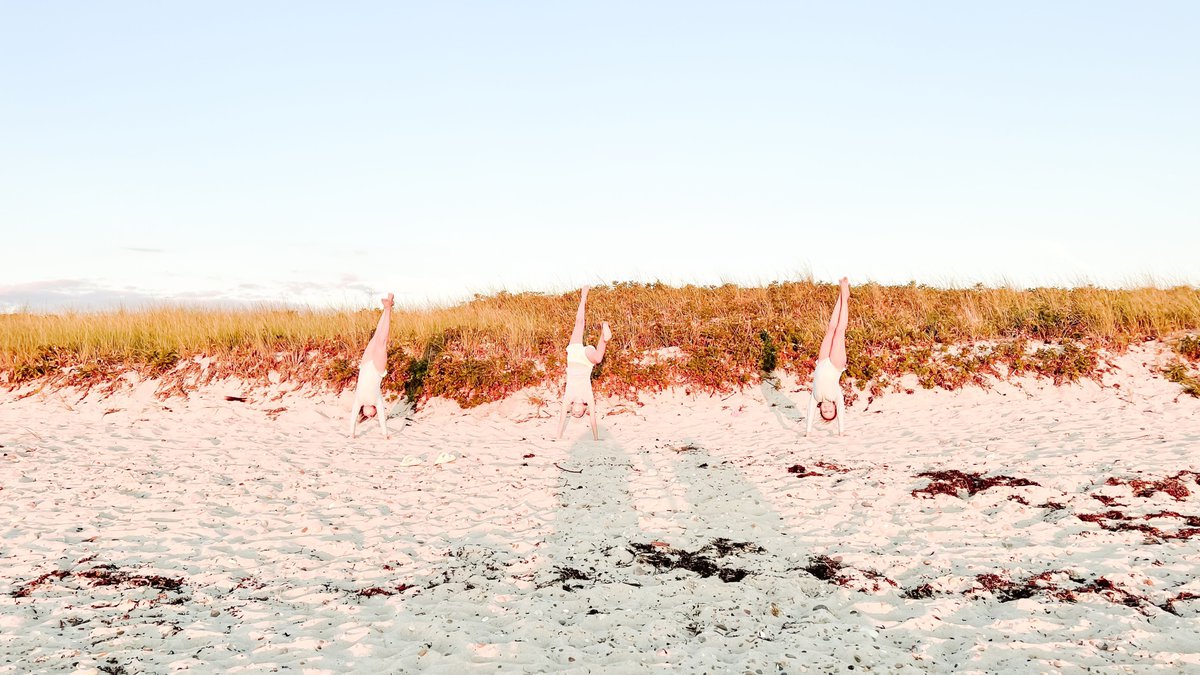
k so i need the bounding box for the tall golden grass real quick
[2,282,1198,403]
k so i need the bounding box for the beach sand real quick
[2,344,1198,673]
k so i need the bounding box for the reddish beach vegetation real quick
[2,282,1199,405]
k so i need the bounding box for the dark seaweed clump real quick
[788,461,850,478]
[629,538,763,583]
[539,566,594,591]
[803,555,844,581]
[902,583,935,599]
[912,470,1040,498]
[902,569,1199,615]
[1105,471,1200,501]
[975,573,1039,602]
[803,555,896,592]
[1076,509,1200,542]
[787,464,821,478]
[356,584,416,598]
[13,565,185,599]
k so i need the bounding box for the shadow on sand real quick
[760,377,808,434]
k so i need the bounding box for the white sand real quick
[2,345,1198,673]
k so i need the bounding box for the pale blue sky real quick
[2,2,1197,310]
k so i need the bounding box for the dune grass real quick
[2,282,1199,405]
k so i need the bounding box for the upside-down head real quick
[570,401,589,418]
[818,399,838,422]
[360,404,378,421]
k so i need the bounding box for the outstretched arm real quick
[364,293,394,371]
[569,287,589,345]
[349,405,360,438]
[805,393,817,437]
[376,394,390,439]
[835,396,845,436]
[589,398,599,440]
[556,398,568,438]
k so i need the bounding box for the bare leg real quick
[817,288,843,361]
[363,293,394,370]
[569,287,589,345]
[587,322,611,364]
[831,278,849,369]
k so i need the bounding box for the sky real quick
[1,1,1197,311]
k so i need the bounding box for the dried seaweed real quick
[12,566,185,599]
[803,555,896,592]
[628,538,761,583]
[1105,471,1200,501]
[356,584,416,598]
[912,470,1040,498]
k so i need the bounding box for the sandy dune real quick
[2,345,1198,673]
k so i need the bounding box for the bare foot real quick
[601,321,612,341]
[382,293,394,310]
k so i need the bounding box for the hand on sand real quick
[382,293,394,310]
[601,321,612,341]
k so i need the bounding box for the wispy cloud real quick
[0,277,391,314]
[0,280,252,313]
[0,279,159,312]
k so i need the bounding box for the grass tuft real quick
[1163,363,1200,398]
[1178,335,1200,361]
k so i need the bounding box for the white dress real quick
[354,359,387,407]
[349,358,389,437]
[806,357,845,436]
[564,344,595,404]
[811,358,844,403]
